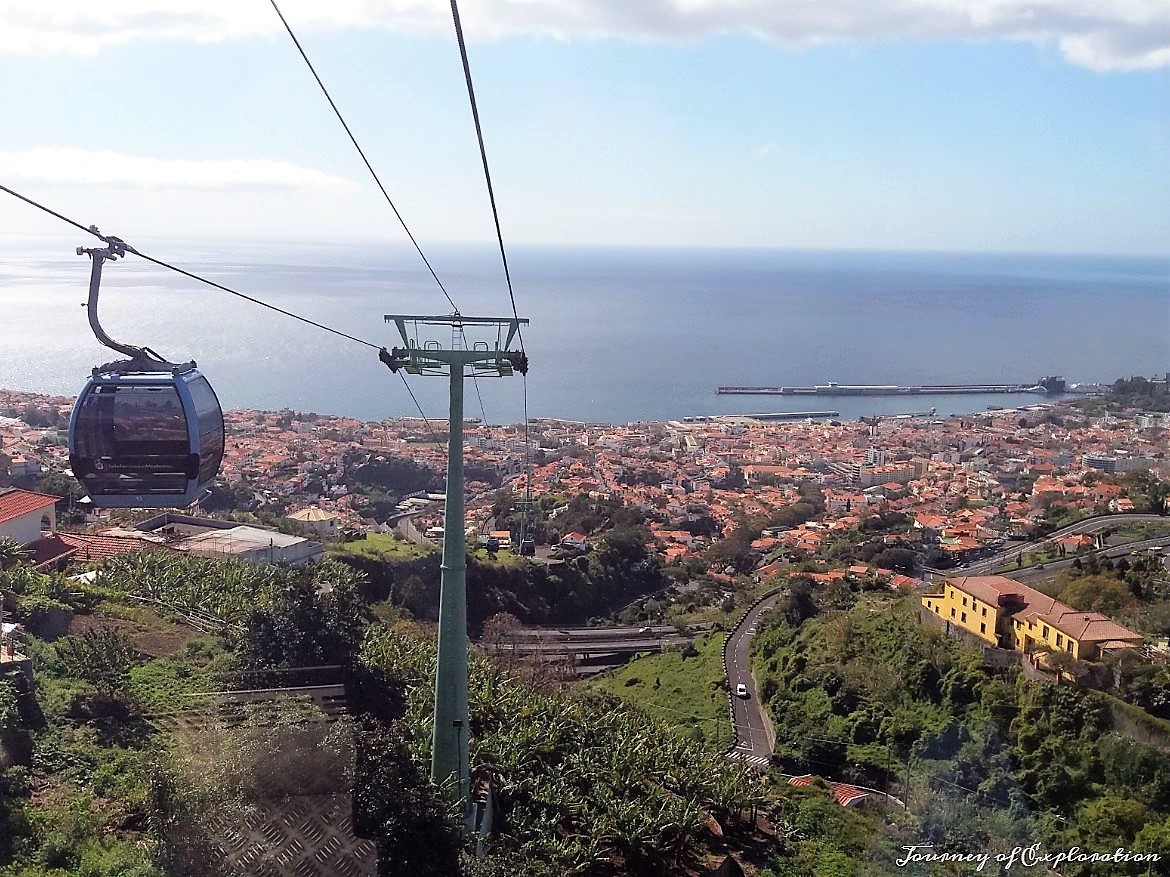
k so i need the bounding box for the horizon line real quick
[2,229,1168,263]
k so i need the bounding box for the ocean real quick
[1,233,1167,425]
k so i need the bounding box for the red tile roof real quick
[756,561,782,580]
[58,533,151,563]
[0,489,59,526]
[787,774,868,807]
[943,575,1042,610]
[28,535,79,569]
[890,574,922,589]
[1041,609,1143,645]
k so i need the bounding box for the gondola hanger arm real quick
[77,229,165,364]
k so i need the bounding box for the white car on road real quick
[735,683,749,698]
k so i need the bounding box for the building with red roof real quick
[787,774,868,807]
[0,488,59,546]
[922,575,1144,661]
[24,528,154,572]
[561,532,591,552]
[27,535,77,570]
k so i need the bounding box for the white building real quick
[561,532,591,552]
[0,489,58,546]
[1136,412,1170,429]
[1083,453,1154,474]
[177,525,324,565]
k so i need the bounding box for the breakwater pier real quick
[716,377,1066,397]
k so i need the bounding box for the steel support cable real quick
[1,183,380,350]
[266,0,489,428]
[447,0,522,346]
[470,365,489,426]
[266,0,459,316]
[0,182,442,428]
[397,371,446,448]
[448,0,533,538]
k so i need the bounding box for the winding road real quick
[943,513,1167,577]
[1005,536,1169,584]
[724,590,783,769]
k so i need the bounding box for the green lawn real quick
[328,532,536,567]
[1108,522,1170,544]
[469,547,526,567]
[129,652,223,714]
[327,531,437,562]
[585,632,732,749]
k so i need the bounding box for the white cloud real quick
[755,143,782,159]
[0,0,1167,71]
[0,148,357,192]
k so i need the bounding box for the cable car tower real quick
[381,313,528,810]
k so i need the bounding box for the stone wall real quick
[1106,701,1170,751]
[917,605,995,652]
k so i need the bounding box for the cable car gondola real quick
[69,366,224,508]
[67,237,224,508]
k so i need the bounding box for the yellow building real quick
[921,575,1143,661]
[922,576,1003,646]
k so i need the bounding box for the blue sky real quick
[0,1,1167,255]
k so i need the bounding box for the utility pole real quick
[904,752,912,811]
[381,314,528,813]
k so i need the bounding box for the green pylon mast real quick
[381,314,529,809]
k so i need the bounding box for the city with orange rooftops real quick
[3,385,1166,588]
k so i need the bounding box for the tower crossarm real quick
[382,314,529,377]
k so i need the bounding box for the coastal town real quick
[2,384,1167,588]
